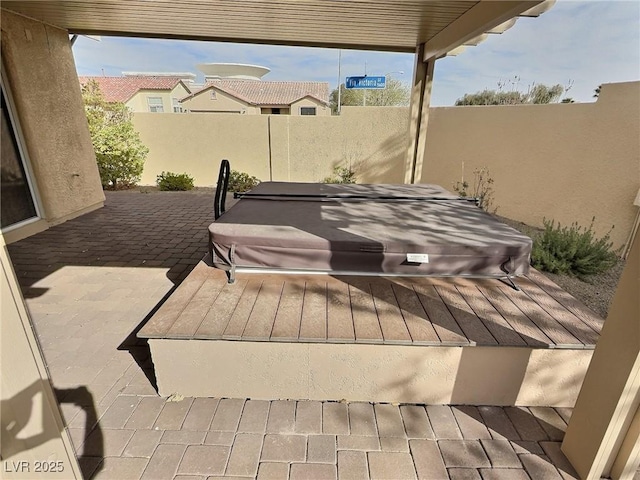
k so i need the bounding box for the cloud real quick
[72,0,639,106]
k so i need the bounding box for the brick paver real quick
[338,450,369,479]
[261,434,307,462]
[7,190,598,479]
[257,462,289,480]
[307,435,337,463]
[266,399,296,433]
[177,445,230,476]
[368,451,417,480]
[323,402,350,435]
[296,400,323,434]
[290,463,337,480]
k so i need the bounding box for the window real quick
[300,107,316,116]
[147,97,164,113]
[172,98,182,113]
[1,84,38,229]
[271,108,281,115]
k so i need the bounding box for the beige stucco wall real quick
[126,83,191,113]
[181,87,258,114]
[1,9,104,240]
[134,106,409,185]
[134,113,271,185]
[149,339,592,407]
[1,234,81,478]
[421,82,640,249]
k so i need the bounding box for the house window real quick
[148,97,164,113]
[300,107,316,116]
[1,84,38,229]
[210,90,217,100]
[172,98,182,113]
[271,108,281,115]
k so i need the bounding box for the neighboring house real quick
[180,80,330,115]
[78,76,192,113]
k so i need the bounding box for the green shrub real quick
[82,80,148,190]
[156,171,194,191]
[322,165,357,184]
[531,218,618,277]
[228,170,260,192]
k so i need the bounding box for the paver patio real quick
[6,190,597,479]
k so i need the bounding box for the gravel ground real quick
[499,216,625,319]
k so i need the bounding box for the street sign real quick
[345,76,386,89]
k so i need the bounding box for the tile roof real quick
[190,80,329,106]
[78,76,185,103]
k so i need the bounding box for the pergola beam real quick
[423,1,542,61]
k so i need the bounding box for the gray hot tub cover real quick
[209,182,532,277]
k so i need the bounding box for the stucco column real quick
[404,45,435,184]
[1,233,81,479]
[561,227,640,479]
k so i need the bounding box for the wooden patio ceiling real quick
[2,0,545,55]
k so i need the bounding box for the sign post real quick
[345,76,386,89]
[345,75,386,107]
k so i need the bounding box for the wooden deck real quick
[138,260,603,349]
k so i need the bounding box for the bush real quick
[156,171,194,191]
[531,218,618,277]
[228,170,260,192]
[322,165,357,184]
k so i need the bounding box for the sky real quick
[72,0,640,106]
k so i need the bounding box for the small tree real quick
[329,77,410,114]
[82,80,148,189]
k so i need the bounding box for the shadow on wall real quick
[356,128,409,184]
[0,381,103,479]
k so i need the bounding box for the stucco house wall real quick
[126,83,191,113]
[181,87,258,114]
[291,96,330,116]
[1,9,105,243]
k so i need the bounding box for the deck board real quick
[522,281,599,346]
[242,280,283,340]
[434,285,498,346]
[299,281,328,341]
[502,286,581,347]
[349,279,385,344]
[477,285,553,347]
[137,262,209,338]
[194,279,247,339]
[412,284,469,345]
[222,280,262,339]
[370,281,412,344]
[167,277,224,338]
[271,281,304,341]
[392,283,441,345]
[326,281,355,342]
[138,262,604,349]
[457,285,527,346]
[527,269,605,333]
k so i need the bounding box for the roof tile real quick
[203,80,329,106]
[78,76,184,103]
